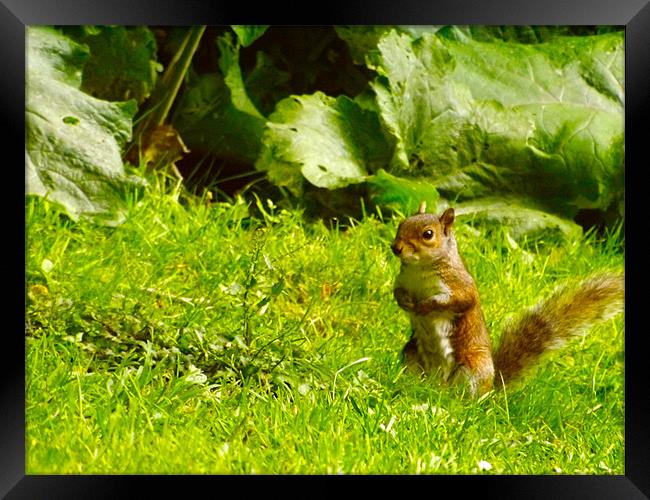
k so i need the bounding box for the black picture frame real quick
[7,0,648,497]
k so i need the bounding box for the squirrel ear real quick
[417,201,427,214]
[439,207,455,235]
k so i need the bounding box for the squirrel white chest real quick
[396,264,457,378]
[411,312,456,379]
[395,265,451,302]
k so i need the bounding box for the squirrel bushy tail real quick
[493,272,624,387]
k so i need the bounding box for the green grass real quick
[25,186,625,474]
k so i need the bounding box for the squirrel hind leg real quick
[402,336,426,374]
[450,359,495,397]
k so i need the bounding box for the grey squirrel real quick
[391,202,624,396]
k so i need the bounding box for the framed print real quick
[8,0,649,497]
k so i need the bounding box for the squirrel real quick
[391,202,624,396]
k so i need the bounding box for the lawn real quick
[25,187,624,474]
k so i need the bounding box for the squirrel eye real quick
[422,229,434,240]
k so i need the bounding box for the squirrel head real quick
[391,202,456,265]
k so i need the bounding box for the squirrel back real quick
[392,203,624,395]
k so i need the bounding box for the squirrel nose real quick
[391,241,403,256]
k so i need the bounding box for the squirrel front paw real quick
[394,287,415,312]
[412,300,432,316]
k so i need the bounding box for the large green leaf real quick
[438,25,621,44]
[335,26,394,65]
[455,197,583,242]
[172,32,266,163]
[367,30,624,217]
[231,25,269,47]
[63,26,161,105]
[256,92,393,195]
[366,169,440,215]
[244,51,291,116]
[25,27,143,226]
[368,32,465,173]
[217,32,265,120]
[335,25,444,65]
